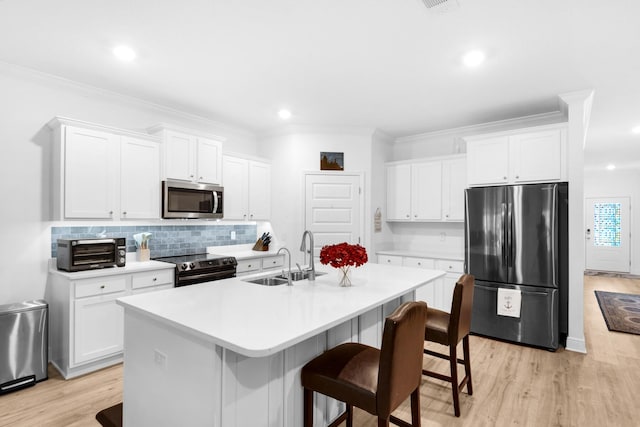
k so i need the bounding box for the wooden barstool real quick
[301,301,428,427]
[96,402,122,427]
[422,274,474,417]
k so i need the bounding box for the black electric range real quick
[154,253,237,287]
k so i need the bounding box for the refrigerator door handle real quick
[507,201,513,267]
[501,202,507,266]
[476,283,550,297]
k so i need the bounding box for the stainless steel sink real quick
[244,277,289,286]
[275,271,327,281]
[243,271,327,286]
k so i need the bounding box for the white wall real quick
[370,130,395,255]
[585,167,640,274]
[258,128,375,265]
[0,64,258,304]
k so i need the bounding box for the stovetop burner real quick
[155,253,230,265]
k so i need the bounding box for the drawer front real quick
[75,276,127,299]
[131,269,174,289]
[435,259,464,274]
[132,283,173,295]
[236,259,260,274]
[261,255,284,270]
[402,257,435,269]
[377,255,402,266]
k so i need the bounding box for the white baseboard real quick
[565,336,587,353]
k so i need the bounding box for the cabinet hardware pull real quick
[100,285,105,289]
[122,211,127,215]
[109,211,113,215]
[153,277,157,281]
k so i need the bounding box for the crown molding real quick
[259,124,378,139]
[0,60,256,139]
[394,110,566,144]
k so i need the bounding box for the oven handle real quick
[176,270,235,285]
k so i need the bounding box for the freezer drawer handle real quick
[0,375,36,394]
[477,284,550,297]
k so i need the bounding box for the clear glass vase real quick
[338,267,352,287]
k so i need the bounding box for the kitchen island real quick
[116,263,444,427]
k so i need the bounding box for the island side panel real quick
[122,309,223,427]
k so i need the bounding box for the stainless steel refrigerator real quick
[465,183,568,350]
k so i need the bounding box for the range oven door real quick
[175,268,236,287]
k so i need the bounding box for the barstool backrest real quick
[376,301,428,415]
[449,274,475,344]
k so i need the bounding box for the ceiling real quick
[1,0,639,168]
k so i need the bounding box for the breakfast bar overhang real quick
[117,263,444,426]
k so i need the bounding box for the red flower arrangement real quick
[319,242,368,286]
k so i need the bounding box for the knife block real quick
[252,239,269,251]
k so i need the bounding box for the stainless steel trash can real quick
[0,299,48,394]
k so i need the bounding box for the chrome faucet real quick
[299,230,316,281]
[277,247,293,286]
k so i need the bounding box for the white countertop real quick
[207,244,284,260]
[376,249,464,261]
[48,258,174,279]
[117,263,444,357]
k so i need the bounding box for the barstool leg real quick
[450,344,460,417]
[304,388,313,427]
[411,387,421,427]
[463,335,473,395]
[346,404,353,427]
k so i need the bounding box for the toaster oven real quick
[56,238,126,272]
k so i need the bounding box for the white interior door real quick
[304,173,363,262]
[585,197,630,272]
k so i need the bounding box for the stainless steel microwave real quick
[162,180,223,219]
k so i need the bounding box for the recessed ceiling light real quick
[278,109,292,120]
[632,125,640,134]
[606,164,616,170]
[462,50,485,68]
[113,45,136,62]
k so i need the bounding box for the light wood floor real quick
[1,275,638,427]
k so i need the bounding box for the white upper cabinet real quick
[120,136,161,219]
[49,118,161,220]
[442,157,467,221]
[465,125,567,187]
[196,137,223,184]
[386,155,465,222]
[223,155,271,221]
[386,163,412,221]
[466,136,510,185]
[63,126,119,219]
[149,125,224,185]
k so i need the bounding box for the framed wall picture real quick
[320,152,344,170]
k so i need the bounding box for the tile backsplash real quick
[51,224,257,258]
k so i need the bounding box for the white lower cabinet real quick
[378,253,464,312]
[49,265,174,379]
[377,254,403,266]
[74,290,126,365]
[435,259,465,311]
[235,254,285,276]
[402,257,436,307]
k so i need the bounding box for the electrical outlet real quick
[440,232,446,241]
[154,349,168,369]
[230,231,236,240]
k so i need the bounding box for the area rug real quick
[594,291,640,335]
